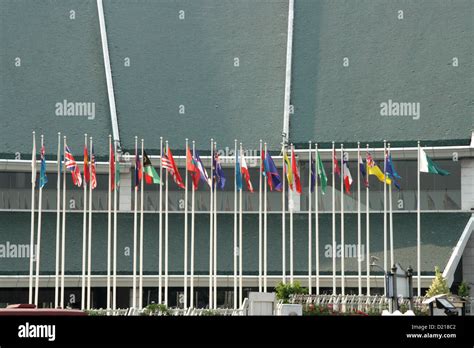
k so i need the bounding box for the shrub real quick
[275,281,308,303]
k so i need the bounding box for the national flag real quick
[194,151,211,187]
[39,145,48,188]
[83,145,90,184]
[162,147,185,189]
[333,148,340,176]
[366,152,391,185]
[420,148,450,176]
[115,158,121,189]
[316,150,327,195]
[236,151,242,191]
[291,147,302,194]
[240,150,254,192]
[342,154,353,194]
[110,142,115,191]
[135,149,142,188]
[65,144,82,187]
[359,154,368,187]
[310,152,316,193]
[186,147,199,189]
[283,149,293,190]
[143,151,161,185]
[213,150,226,190]
[263,151,282,191]
[385,151,401,189]
[90,146,97,190]
[31,137,36,186]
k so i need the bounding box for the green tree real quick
[458,281,470,298]
[425,266,450,297]
[275,281,308,303]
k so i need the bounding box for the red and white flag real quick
[291,147,302,194]
[333,148,341,176]
[90,146,97,190]
[161,147,185,189]
[240,150,254,192]
[343,156,353,194]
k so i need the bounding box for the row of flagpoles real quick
[29,131,450,309]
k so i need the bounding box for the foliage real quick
[425,266,450,298]
[303,304,370,316]
[275,281,308,303]
[142,303,170,316]
[201,309,221,316]
[458,281,471,298]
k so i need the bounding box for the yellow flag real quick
[283,150,293,189]
[368,164,392,184]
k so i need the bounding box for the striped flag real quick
[65,144,82,187]
[194,151,211,187]
[39,145,48,188]
[291,147,302,194]
[359,154,368,187]
[342,154,353,194]
[84,145,90,184]
[90,146,97,190]
[162,147,185,189]
[240,150,253,192]
[333,148,341,176]
[186,146,200,189]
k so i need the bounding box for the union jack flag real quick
[65,144,82,187]
[366,151,375,168]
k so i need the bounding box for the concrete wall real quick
[1,0,472,158]
[461,159,474,211]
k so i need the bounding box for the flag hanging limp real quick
[143,151,161,185]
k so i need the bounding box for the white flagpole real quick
[259,139,263,290]
[107,135,112,310]
[184,138,189,309]
[366,144,371,295]
[139,138,145,309]
[190,140,196,308]
[158,137,163,304]
[60,136,67,307]
[233,139,238,308]
[164,140,169,306]
[133,136,138,309]
[81,133,87,310]
[289,144,294,285]
[383,140,387,295]
[281,142,286,284]
[417,140,421,296]
[357,142,362,296]
[213,141,218,309]
[112,140,118,310]
[263,142,268,291]
[239,143,243,305]
[209,138,213,309]
[308,141,312,293]
[340,144,345,296]
[388,143,394,269]
[331,141,336,294]
[87,136,93,310]
[55,132,61,308]
[315,144,320,294]
[29,131,36,305]
[34,134,44,307]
